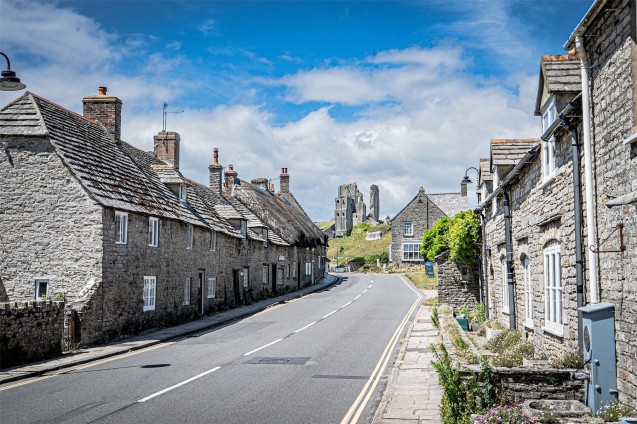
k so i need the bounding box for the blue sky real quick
[0,0,592,220]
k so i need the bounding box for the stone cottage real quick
[389,185,468,266]
[0,88,326,346]
[477,0,637,406]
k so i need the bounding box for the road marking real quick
[243,338,283,356]
[0,342,174,392]
[340,276,422,424]
[294,321,317,333]
[322,310,337,319]
[137,366,221,403]
[353,294,361,301]
[367,284,372,288]
[341,301,352,308]
[362,289,367,294]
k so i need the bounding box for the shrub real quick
[470,302,486,324]
[475,406,541,424]
[350,256,366,265]
[597,400,636,421]
[550,350,584,369]
[421,217,452,261]
[448,211,482,265]
[432,307,439,328]
[486,330,535,367]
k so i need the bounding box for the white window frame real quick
[241,221,247,239]
[286,264,291,278]
[542,136,557,181]
[292,261,297,279]
[210,231,217,251]
[403,221,413,237]
[541,97,556,133]
[179,184,187,202]
[402,242,422,261]
[524,258,533,327]
[186,225,193,250]
[305,262,311,276]
[35,278,49,300]
[115,211,128,245]
[501,258,511,314]
[207,277,216,299]
[543,245,563,335]
[149,217,159,247]
[263,228,269,247]
[143,276,156,312]
[183,277,191,305]
[263,265,269,285]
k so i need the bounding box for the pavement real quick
[0,274,340,386]
[373,288,443,424]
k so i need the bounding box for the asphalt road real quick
[0,273,421,424]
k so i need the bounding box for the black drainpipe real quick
[503,189,516,330]
[480,210,490,319]
[562,115,585,351]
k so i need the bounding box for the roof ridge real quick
[30,93,98,125]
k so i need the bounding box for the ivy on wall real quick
[421,211,481,265]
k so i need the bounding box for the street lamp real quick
[0,52,26,91]
[461,166,480,185]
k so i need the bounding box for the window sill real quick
[542,325,564,338]
[539,175,556,189]
[501,309,511,315]
[524,320,534,330]
[207,296,215,299]
[115,241,127,245]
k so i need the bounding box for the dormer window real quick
[542,136,557,181]
[179,184,187,202]
[241,221,247,239]
[541,97,556,133]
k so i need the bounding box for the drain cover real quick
[244,357,311,365]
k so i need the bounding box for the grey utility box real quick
[579,303,618,415]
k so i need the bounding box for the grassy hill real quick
[327,223,391,261]
[316,221,333,230]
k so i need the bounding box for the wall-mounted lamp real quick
[0,52,26,91]
[461,167,480,185]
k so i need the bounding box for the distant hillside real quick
[316,221,333,230]
[327,223,391,260]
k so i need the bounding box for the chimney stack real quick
[153,131,180,169]
[83,86,122,142]
[460,179,468,197]
[209,148,223,193]
[279,167,290,194]
[224,164,238,196]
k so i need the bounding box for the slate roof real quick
[428,192,469,218]
[235,181,326,247]
[478,158,492,184]
[490,139,538,168]
[1,92,322,247]
[535,53,581,115]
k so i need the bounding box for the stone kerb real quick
[0,300,65,368]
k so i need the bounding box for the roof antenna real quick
[161,102,184,145]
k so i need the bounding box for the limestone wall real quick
[436,251,480,311]
[0,301,64,368]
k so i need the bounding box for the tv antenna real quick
[161,102,184,144]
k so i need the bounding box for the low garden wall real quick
[0,300,64,368]
[435,251,480,311]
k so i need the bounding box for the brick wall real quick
[0,301,65,368]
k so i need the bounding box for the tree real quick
[421,216,452,261]
[421,212,482,265]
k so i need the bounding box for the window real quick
[305,263,311,276]
[403,221,413,236]
[544,245,563,334]
[207,278,216,298]
[35,278,49,300]
[242,267,249,288]
[149,217,159,247]
[143,276,156,311]
[292,262,297,279]
[524,258,533,326]
[286,264,291,278]
[501,259,510,314]
[541,97,556,133]
[186,225,193,249]
[183,277,191,305]
[115,211,128,245]
[209,231,217,251]
[179,184,187,202]
[263,228,269,247]
[542,137,557,180]
[263,265,269,285]
[402,242,422,261]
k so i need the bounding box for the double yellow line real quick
[340,276,422,424]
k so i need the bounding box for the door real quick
[233,269,242,306]
[198,270,205,315]
[271,263,277,294]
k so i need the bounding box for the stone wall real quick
[0,137,104,303]
[584,0,637,405]
[436,251,480,311]
[0,301,65,368]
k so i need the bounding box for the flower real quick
[475,405,541,424]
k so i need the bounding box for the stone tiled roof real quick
[235,181,326,247]
[535,54,581,115]
[0,95,47,136]
[479,158,492,183]
[428,192,469,218]
[490,139,538,168]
